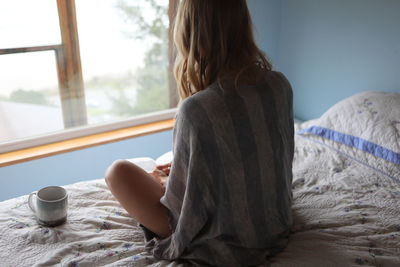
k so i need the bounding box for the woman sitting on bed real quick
[105,0,294,265]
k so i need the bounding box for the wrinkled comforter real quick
[0,123,399,267]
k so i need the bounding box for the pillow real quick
[297,91,400,181]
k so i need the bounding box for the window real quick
[0,0,178,152]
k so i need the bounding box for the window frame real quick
[0,0,178,156]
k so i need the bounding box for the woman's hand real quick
[151,163,171,188]
[156,163,171,176]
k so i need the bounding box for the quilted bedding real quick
[0,122,399,267]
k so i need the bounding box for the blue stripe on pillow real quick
[297,126,400,166]
[297,133,400,184]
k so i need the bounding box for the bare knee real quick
[105,159,133,188]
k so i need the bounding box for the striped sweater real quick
[145,71,294,266]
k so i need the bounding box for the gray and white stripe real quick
[145,71,294,267]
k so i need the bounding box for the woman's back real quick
[105,0,294,265]
[148,70,294,266]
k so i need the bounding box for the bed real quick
[1,91,399,267]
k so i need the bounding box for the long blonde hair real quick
[173,0,272,100]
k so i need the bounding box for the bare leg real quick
[105,160,172,238]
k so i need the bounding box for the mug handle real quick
[28,192,37,213]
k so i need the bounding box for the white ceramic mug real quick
[28,186,68,227]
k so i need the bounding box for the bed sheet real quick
[0,123,399,266]
[270,122,400,267]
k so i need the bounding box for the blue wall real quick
[248,0,282,65]
[276,0,400,120]
[0,131,172,201]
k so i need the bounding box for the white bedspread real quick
[0,123,399,266]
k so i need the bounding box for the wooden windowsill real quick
[0,119,175,168]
